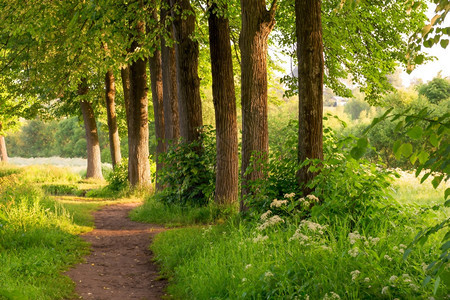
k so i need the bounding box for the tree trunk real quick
[295,0,324,194]
[170,0,203,143]
[105,70,122,168]
[80,100,104,180]
[208,1,238,205]
[161,1,180,147]
[121,66,131,125]
[0,136,8,163]
[240,0,277,210]
[128,18,151,187]
[148,11,165,190]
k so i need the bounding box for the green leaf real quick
[432,175,443,189]
[445,188,450,200]
[399,143,413,157]
[423,275,432,286]
[434,276,441,295]
[414,54,424,64]
[441,240,450,251]
[430,134,439,147]
[440,39,449,49]
[418,150,430,164]
[357,137,369,148]
[350,146,366,160]
[403,248,413,260]
[407,126,423,139]
[393,140,402,159]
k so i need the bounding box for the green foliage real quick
[151,200,446,299]
[130,195,235,227]
[106,159,129,192]
[158,127,216,207]
[418,77,450,104]
[274,0,428,102]
[41,183,82,196]
[0,170,89,299]
[288,120,395,226]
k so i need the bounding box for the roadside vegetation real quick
[0,164,134,299]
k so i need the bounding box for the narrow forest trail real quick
[65,202,168,300]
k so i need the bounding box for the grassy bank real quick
[147,173,448,299]
[0,165,109,299]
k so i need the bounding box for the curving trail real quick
[65,203,167,300]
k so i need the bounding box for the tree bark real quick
[240,0,277,210]
[295,0,324,194]
[170,0,203,143]
[161,1,180,147]
[208,1,238,205]
[148,11,165,190]
[80,100,104,180]
[128,18,151,187]
[0,136,8,163]
[105,70,122,168]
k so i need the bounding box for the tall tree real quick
[148,10,165,191]
[104,70,122,168]
[161,0,180,146]
[295,0,324,193]
[127,12,151,187]
[0,136,8,163]
[207,0,238,205]
[170,0,203,143]
[240,0,277,209]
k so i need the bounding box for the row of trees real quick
[0,0,435,209]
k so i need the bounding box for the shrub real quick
[106,159,129,191]
[158,126,216,207]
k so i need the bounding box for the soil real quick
[65,203,167,300]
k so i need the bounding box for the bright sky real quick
[401,4,450,87]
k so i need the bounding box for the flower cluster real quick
[348,231,380,246]
[323,292,341,299]
[350,270,361,281]
[270,199,288,208]
[301,220,327,234]
[257,215,285,231]
[253,234,269,243]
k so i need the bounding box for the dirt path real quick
[65,203,167,300]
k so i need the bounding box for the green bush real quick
[158,126,216,207]
[106,159,129,191]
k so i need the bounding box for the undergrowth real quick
[0,165,96,299]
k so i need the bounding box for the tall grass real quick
[0,167,92,299]
[149,173,448,299]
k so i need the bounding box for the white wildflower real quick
[323,292,340,299]
[364,241,369,247]
[393,246,398,251]
[364,277,370,282]
[368,236,380,245]
[253,234,269,243]
[348,231,363,244]
[409,283,418,291]
[389,275,398,283]
[264,271,274,277]
[320,245,331,251]
[289,229,310,243]
[422,262,428,272]
[301,220,327,232]
[350,270,361,281]
[381,286,389,295]
[270,199,288,208]
[257,215,285,230]
[284,192,295,199]
[384,255,392,261]
[242,278,247,282]
[399,244,407,249]
[260,210,272,220]
[399,248,405,254]
[348,247,359,257]
[306,194,319,203]
[245,264,252,270]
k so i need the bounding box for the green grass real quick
[148,172,448,299]
[130,195,237,227]
[0,164,125,300]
